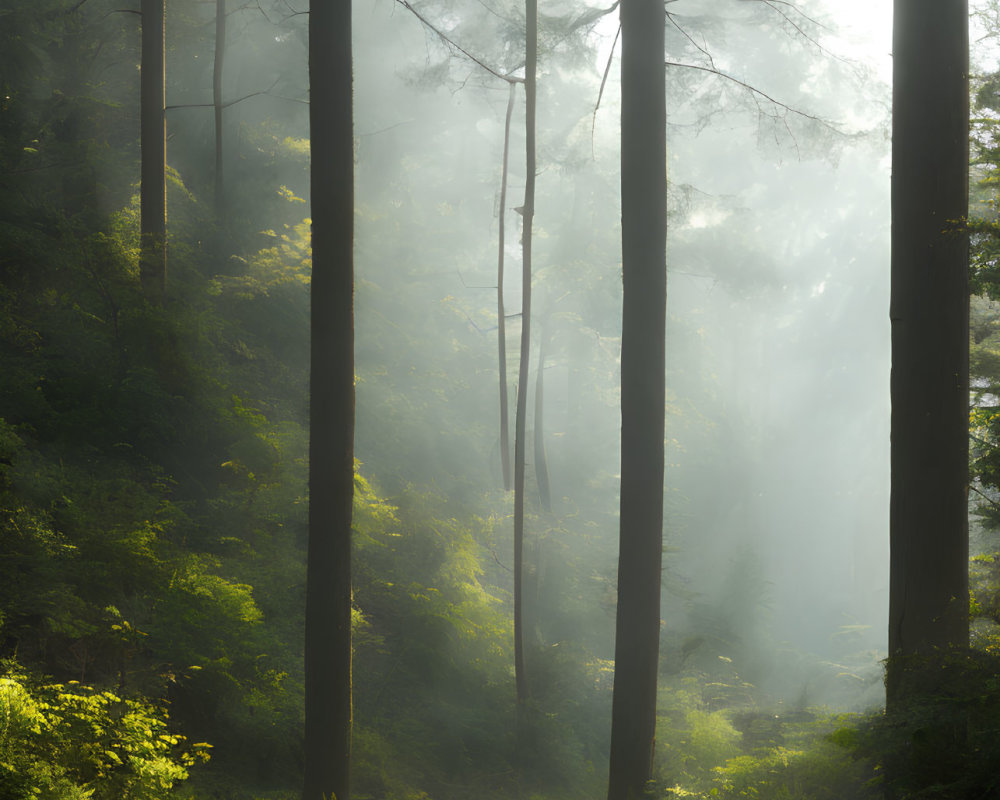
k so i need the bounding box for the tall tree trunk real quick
[303,1,354,798]
[498,81,516,491]
[887,0,969,707]
[213,0,226,221]
[607,0,666,795]
[140,0,166,304]
[513,0,537,709]
[534,321,551,513]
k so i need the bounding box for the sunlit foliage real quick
[0,669,209,799]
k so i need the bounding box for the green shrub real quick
[0,667,208,800]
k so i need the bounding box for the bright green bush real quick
[0,668,208,800]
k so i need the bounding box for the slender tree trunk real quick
[140,0,166,304]
[513,0,537,709]
[303,1,354,798]
[213,0,226,221]
[607,0,666,795]
[534,321,551,512]
[498,81,516,492]
[886,0,969,708]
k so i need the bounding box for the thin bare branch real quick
[233,1,279,24]
[278,0,306,18]
[395,0,523,83]
[756,0,851,67]
[666,10,717,72]
[591,22,621,158]
[220,78,281,108]
[458,271,498,290]
[664,59,840,133]
[359,119,415,137]
[166,79,292,111]
[971,484,1000,511]
[739,0,831,32]
[489,546,513,573]
[474,0,511,24]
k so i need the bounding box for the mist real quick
[1,0,948,797]
[345,0,894,709]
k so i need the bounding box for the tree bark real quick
[607,0,666,795]
[498,81,516,492]
[887,0,969,707]
[303,1,354,798]
[513,0,537,710]
[140,0,166,304]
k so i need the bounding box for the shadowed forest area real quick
[5,0,1000,798]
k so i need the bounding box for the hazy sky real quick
[830,0,892,80]
[347,0,963,710]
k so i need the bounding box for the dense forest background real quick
[5,0,1000,797]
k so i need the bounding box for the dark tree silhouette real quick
[607,0,666,794]
[887,0,969,706]
[303,0,355,798]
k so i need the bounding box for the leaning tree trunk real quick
[513,0,537,710]
[887,0,969,708]
[303,1,355,798]
[140,0,166,304]
[607,0,666,795]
